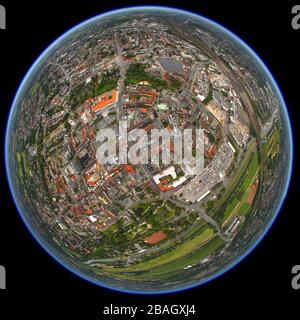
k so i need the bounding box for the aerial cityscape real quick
[6,7,292,293]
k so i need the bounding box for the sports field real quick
[103,227,215,274]
[111,237,225,280]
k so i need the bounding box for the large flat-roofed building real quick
[175,140,235,203]
[212,90,230,111]
[158,57,185,77]
[92,89,118,114]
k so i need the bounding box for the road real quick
[50,62,74,89]
[141,162,230,242]
[115,40,126,120]
[168,197,230,242]
[179,62,199,100]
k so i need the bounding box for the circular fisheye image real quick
[5,6,292,294]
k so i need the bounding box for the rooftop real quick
[92,89,118,113]
[158,57,185,77]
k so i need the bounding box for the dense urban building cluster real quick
[8,9,288,292]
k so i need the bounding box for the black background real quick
[0,0,299,318]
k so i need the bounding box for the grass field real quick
[102,224,118,237]
[139,237,224,279]
[241,153,258,191]
[103,227,215,274]
[263,125,281,168]
[125,63,168,90]
[153,205,175,223]
[222,198,239,222]
[220,152,259,226]
[112,237,225,280]
[238,202,250,216]
[17,151,31,180]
